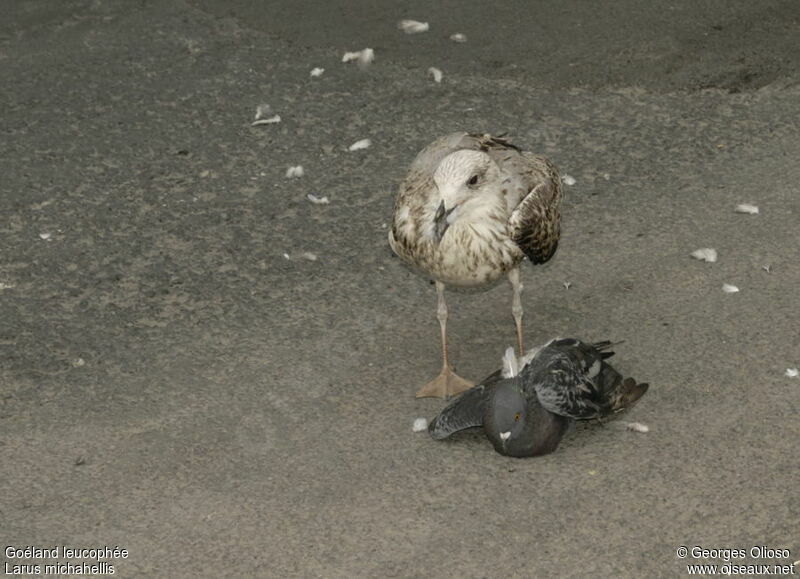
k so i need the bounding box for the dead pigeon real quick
[428,339,649,457]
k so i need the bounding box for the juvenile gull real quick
[428,339,650,457]
[389,132,562,398]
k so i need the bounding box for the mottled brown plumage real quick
[389,132,562,398]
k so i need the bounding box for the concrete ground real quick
[1,1,798,576]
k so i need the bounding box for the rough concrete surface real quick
[1,1,799,577]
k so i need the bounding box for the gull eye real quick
[467,174,479,186]
[514,412,521,422]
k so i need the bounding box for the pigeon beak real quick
[434,200,456,243]
[499,431,511,441]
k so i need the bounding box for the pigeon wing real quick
[527,339,618,419]
[428,369,504,439]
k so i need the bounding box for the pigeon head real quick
[484,379,527,444]
[432,150,500,241]
[484,378,571,458]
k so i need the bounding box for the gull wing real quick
[507,159,562,264]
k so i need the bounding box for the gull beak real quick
[434,200,456,243]
[499,431,511,441]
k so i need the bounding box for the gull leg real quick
[509,267,525,356]
[415,282,474,398]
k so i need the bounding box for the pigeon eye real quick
[467,174,479,186]
[514,412,521,422]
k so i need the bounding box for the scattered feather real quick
[427,67,443,83]
[412,417,429,432]
[310,67,325,77]
[449,33,467,43]
[786,368,799,378]
[762,264,772,273]
[300,252,318,261]
[501,347,519,379]
[343,48,375,69]
[561,175,577,186]
[254,104,273,120]
[690,248,718,263]
[253,104,281,124]
[39,232,52,240]
[735,203,759,215]
[357,48,375,69]
[282,253,291,260]
[0,282,16,290]
[381,223,387,229]
[602,172,611,180]
[624,422,650,433]
[307,194,329,205]
[722,283,739,293]
[562,281,571,290]
[348,138,372,151]
[398,20,429,34]
[285,165,304,178]
[72,358,86,367]
[252,115,281,126]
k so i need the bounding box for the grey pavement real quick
[1,1,798,576]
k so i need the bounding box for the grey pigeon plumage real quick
[427,366,571,458]
[524,338,648,420]
[428,338,649,458]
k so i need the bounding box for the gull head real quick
[432,150,500,241]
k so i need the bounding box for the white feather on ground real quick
[310,67,324,77]
[735,203,759,214]
[691,248,718,263]
[348,138,372,151]
[300,252,318,261]
[428,67,443,83]
[449,33,467,43]
[561,175,577,186]
[786,368,799,378]
[307,194,329,205]
[398,20,429,34]
[624,422,650,433]
[285,166,304,178]
[412,417,429,432]
[357,48,374,69]
[252,104,281,125]
[722,283,740,293]
[342,48,374,69]
[254,104,273,120]
[252,115,281,126]
[39,232,52,240]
